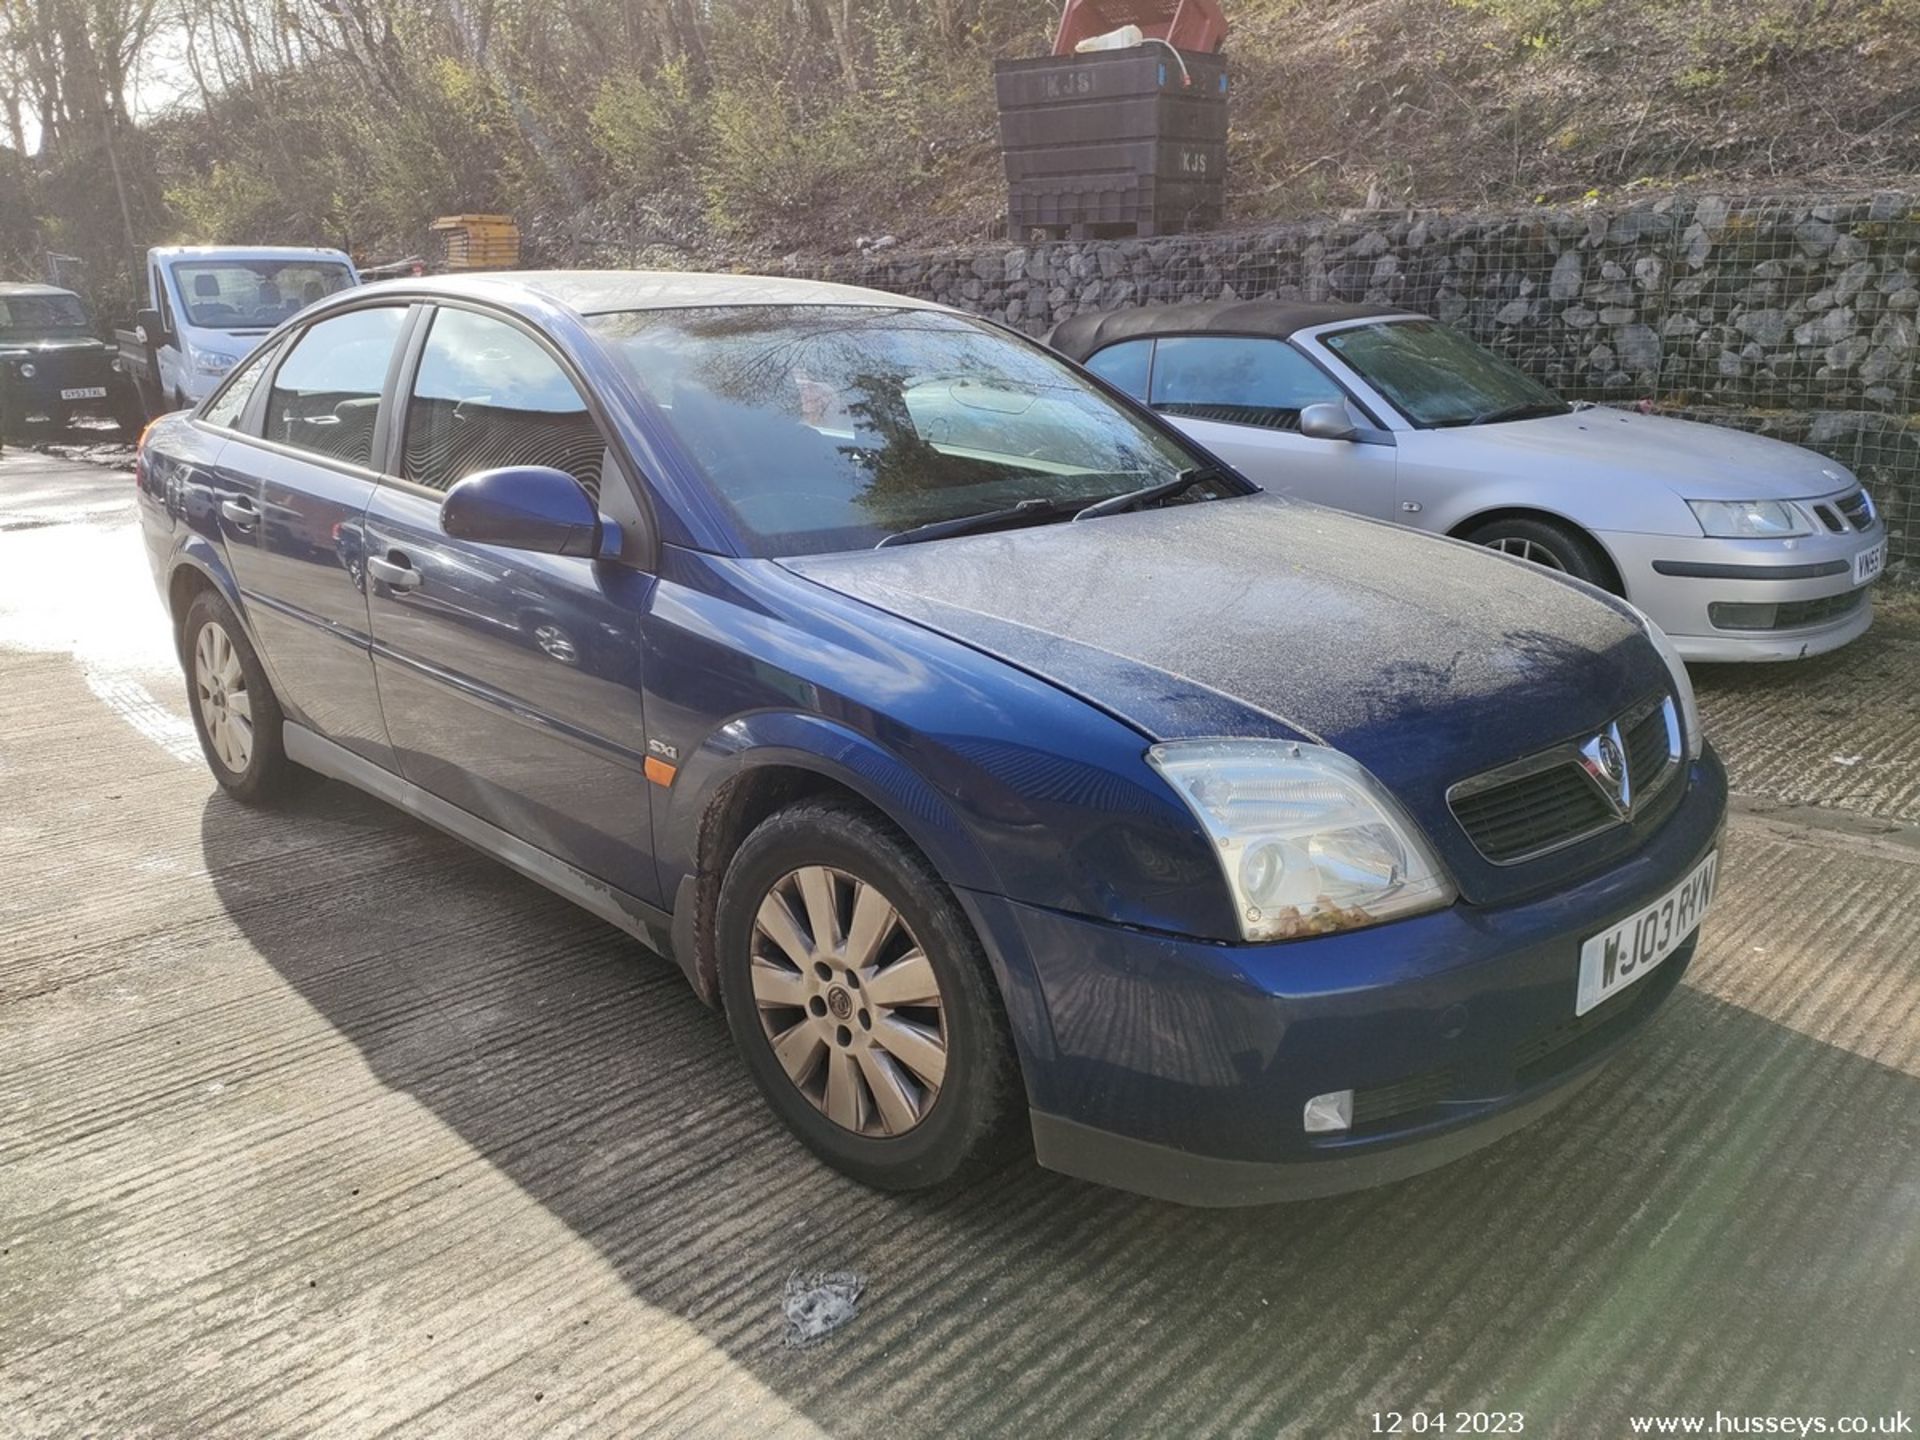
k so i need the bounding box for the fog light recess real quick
[1303,1089,1353,1134]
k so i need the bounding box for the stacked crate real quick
[430,215,522,271]
[994,47,1228,240]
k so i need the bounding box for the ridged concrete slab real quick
[1696,590,1920,825]
[4,453,1917,1437]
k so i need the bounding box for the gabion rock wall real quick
[808,192,1918,578]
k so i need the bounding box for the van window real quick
[265,307,406,468]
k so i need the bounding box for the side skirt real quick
[284,722,684,968]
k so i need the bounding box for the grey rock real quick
[1662,314,1701,339]
[1828,234,1869,265]
[1887,289,1920,312]
[1496,299,1533,325]
[1350,230,1391,257]
[1824,336,1869,371]
[1794,217,1839,257]
[970,252,1000,283]
[1616,323,1662,374]
[1872,312,1917,353]
[1683,224,1711,268]
[1633,256,1663,289]
[1562,306,1598,329]
[1794,308,1856,347]
[1735,311,1789,347]
[1549,251,1584,300]
[1599,306,1637,325]
[1004,248,1028,283]
[1717,350,1745,378]
[1693,195,1731,233]
[1834,260,1878,304]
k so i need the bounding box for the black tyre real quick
[1466,515,1613,589]
[180,589,300,804]
[716,799,1023,1192]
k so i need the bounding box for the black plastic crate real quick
[994,47,1228,239]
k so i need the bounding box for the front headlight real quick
[18,361,36,379]
[1147,739,1456,942]
[1687,499,1810,538]
[1635,613,1704,760]
[192,349,239,377]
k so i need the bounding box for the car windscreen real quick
[171,261,356,331]
[1320,319,1570,428]
[0,292,90,336]
[587,304,1223,555]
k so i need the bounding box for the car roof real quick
[0,282,81,299]
[351,269,952,317]
[1047,300,1417,360]
[150,246,353,261]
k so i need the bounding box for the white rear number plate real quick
[60,386,107,401]
[1577,852,1717,1015]
[1854,539,1887,586]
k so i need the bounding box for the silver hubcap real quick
[750,865,947,1138]
[1486,536,1567,571]
[193,620,254,774]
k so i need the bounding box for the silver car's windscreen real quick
[1321,319,1570,429]
[586,304,1225,555]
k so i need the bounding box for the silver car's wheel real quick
[1484,535,1567,571]
[193,619,254,773]
[749,864,947,1138]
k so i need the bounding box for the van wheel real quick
[1467,516,1612,589]
[181,589,299,804]
[716,800,1022,1192]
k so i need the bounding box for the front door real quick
[362,304,662,904]
[201,304,411,767]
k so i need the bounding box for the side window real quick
[1084,339,1153,400]
[265,307,406,468]
[403,308,603,500]
[1148,336,1345,430]
[200,341,280,432]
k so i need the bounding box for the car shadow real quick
[198,781,1920,1434]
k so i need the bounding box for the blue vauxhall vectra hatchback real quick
[136,272,1726,1204]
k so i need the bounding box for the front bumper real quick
[967,748,1728,1206]
[1599,524,1883,663]
[1,357,124,419]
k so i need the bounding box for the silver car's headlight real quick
[1147,740,1456,942]
[1687,499,1810,538]
[1635,614,1704,760]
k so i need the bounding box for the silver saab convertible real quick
[1050,301,1887,662]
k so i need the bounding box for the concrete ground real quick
[2,448,1916,1439]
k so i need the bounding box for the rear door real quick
[201,302,412,767]
[1130,335,1399,520]
[361,303,661,903]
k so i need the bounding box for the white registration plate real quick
[1854,539,1887,586]
[1576,852,1717,1016]
[60,386,107,401]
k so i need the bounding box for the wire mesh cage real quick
[809,191,1918,578]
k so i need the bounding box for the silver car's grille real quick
[1813,488,1876,534]
[1447,695,1683,866]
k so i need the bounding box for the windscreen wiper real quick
[875,496,1081,549]
[1072,466,1222,522]
[1470,401,1565,426]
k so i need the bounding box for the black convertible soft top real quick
[1047,299,1414,362]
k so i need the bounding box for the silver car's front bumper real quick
[1598,512,1885,663]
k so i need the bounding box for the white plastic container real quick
[1074,23,1143,53]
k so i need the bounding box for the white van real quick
[125,246,361,412]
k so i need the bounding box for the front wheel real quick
[1466,515,1613,589]
[181,589,300,804]
[716,800,1023,1192]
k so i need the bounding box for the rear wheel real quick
[1466,515,1613,589]
[181,589,300,804]
[716,800,1022,1191]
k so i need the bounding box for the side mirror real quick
[441,466,618,559]
[135,307,170,349]
[1299,402,1360,442]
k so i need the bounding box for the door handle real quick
[220,497,258,529]
[367,553,422,592]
